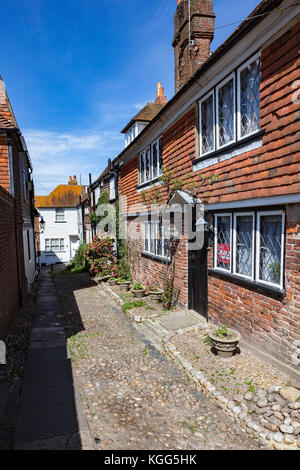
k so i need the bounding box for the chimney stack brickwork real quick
[173,0,215,93]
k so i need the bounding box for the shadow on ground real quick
[12,267,94,450]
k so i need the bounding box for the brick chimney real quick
[173,0,215,93]
[154,82,167,105]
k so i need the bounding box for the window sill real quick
[54,221,67,223]
[141,252,170,264]
[208,268,285,298]
[194,130,265,166]
[137,177,161,191]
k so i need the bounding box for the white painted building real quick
[36,177,83,265]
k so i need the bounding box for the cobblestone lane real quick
[56,270,261,450]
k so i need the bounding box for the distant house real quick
[35,177,84,265]
[0,76,37,336]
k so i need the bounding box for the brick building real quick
[99,0,300,377]
[0,77,37,337]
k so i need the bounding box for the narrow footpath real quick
[14,270,94,450]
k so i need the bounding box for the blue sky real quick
[0,0,259,194]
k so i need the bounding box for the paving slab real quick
[26,346,69,364]
[28,338,67,350]
[19,378,76,411]
[30,327,65,342]
[14,402,81,443]
[159,310,202,331]
[23,359,73,384]
[32,316,64,329]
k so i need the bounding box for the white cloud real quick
[23,129,124,195]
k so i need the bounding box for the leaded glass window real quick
[140,152,145,184]
[234,214,254,278]
[215,215,231,271]
[239,56,260,138]
[200,92,215,155]
[258,213,283,287]
[145,148,151,182]
[217,76,235,148]
[159,138,163,176]
[152,141,158,179]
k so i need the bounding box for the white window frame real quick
[233,212,255,281]
[143,219,169,260]
[139,136,163,186]
[214,213,232,273]
[199,90,215,157]
[237,52,261,141]
[216,73,236,150]
[256,210,285,290]
[55,208,65,222]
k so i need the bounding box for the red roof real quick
[35,184,84,208]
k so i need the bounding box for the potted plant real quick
[131,282,146,299]
[146,282,163,304]
[108,276,118,286]
[95,274,110,284]
[117,278,131,291]
[209,325,241,358]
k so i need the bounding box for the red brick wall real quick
[0,186,19,338]
[207,203,300,370]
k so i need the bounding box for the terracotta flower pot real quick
[209,328,241,358]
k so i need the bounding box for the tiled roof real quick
[0,77,18,128]
[0,113,17,130]
[35,184,84,208]
[121,102,165,134]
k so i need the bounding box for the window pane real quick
[56,209,65,221]
[259,215,282,285]
[152,142,158,179]
[144,223,149,252]
[240,58,260,137]
[156,221,162,257]
[201,94,214,154]
[140,153,145,184]
[218,78,234,147]
[216,216,231,270]
[235,215,253,277]
[51,239,60,251]
[159,138,163,175]
[150,222,155,254]
[45,239,50,251]
[60,239,65,251]
[145,148,151,181]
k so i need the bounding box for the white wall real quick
[39,207,80,265]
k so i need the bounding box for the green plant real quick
[132,282,144,291]
[203,335,213,347]
[118,278,129,283]
[122,300,147,313]
[217,325,228,338]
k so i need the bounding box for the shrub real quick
[70,242,89,273]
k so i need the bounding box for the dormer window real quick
[125,122,147,147]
